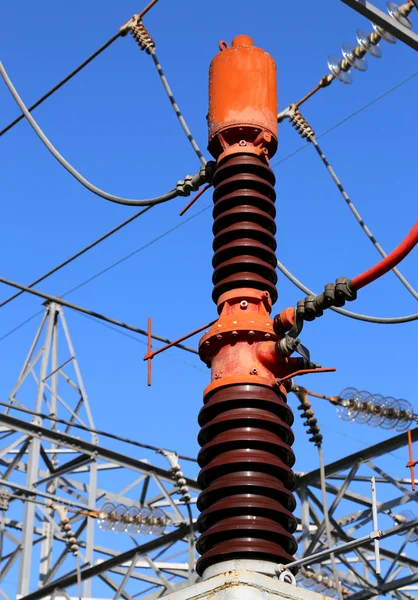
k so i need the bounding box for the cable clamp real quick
[176,162,215,197]
[296,277,356,324]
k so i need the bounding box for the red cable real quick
[351,221,418,291]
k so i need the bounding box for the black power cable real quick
[0,32,121,138]
[0,204,211,344]
[0,60,206,207]
[0,276,199,354]
[0,206,152,309]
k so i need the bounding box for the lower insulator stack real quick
[212,154,278,304]
[196,384,297,575]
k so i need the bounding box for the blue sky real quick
[0,0,417,594]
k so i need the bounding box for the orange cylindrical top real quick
[208,35,278,160]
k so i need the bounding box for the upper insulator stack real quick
[212,154,278,305]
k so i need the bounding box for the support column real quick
[196,35,303,578]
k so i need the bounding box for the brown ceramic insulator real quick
[211,154,278,305]
[196,384,297,575]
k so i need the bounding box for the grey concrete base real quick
[160,569,333,600]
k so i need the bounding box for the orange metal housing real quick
[208,35,278,160]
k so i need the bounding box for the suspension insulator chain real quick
[196,384,298,574]
[211,154,278,305]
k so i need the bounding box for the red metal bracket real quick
[144,319,216,386]
[406,429,418,491]
[276,367,336,385]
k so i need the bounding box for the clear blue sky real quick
[0,0,417,594]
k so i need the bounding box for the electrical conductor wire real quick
[272,70,418,169]
[309,135,418,301]
[0,275,199,354]
[276,258,418,323]
[0,32,121,138]
[149,49,206,166]
[0,399,197,462]
[0,61,201,207]
[0,206,152,309]
[0,204,211,344]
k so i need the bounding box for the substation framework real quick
[0,305,418,599]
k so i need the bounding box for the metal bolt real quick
[214,373,221,379]
[240,301,248,309]
[239,140,247,146]
[204,340,210,346]
[250,368,258,375]
[216,334,223,341]
[248,330,255,337]
[231,331,238,337]
[265,333,271,339]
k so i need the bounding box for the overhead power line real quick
[149,48,206,166]
[276,258,418,324]
[0,33,121,139]
[272,70,418,169]
[0,276,199,354]
[285,107,418,302]
[309,135,418,301]
[0,203,211,344]
[0,0,160,138]
[0,60,206,207]
[0,399,197,462]
[0,206,152,309]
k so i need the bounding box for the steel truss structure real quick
[1,303,418,600]
[0,303,198,600]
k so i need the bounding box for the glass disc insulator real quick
[380,398,400,429]
[372,22,397,43]
[150,508,167,536]
[342,42,368,71]
[356,29,382,58]
[328,55,353,84]
[126,506,140,534]
[352,390,374,424]
[98,502,115,532]
[139,507,152,535]
[395,399,414,432]
[368,394,387,427]
[113,504,128,533]
[387,2,413,29]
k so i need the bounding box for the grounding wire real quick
[309,135,418,302]
[0,276,199,354]
[0,60,202,207]
[150,49,206,166]
[318,445,344,600]
[276,258,418,324]
[0,206,152,309]
[0,399,198,462]
[272,70,418,169]
[0,32,121,138]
